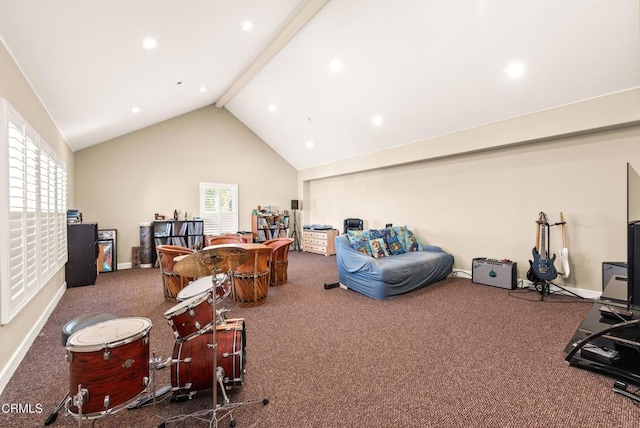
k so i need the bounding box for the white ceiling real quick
[1,0,638,170]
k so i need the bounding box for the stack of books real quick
[67,209,82,223]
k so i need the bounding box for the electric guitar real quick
[528,212,558,281]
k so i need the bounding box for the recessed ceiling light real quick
[329,58,343,73]
[131,106,141,114]
[268,104,277,113]
[505,62,525,79]
[141,38,157,50]
[242,21,253,31]
[371,115,383,126]
[306,140,314,149]
[199,86,207,93]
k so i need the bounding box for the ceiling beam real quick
[214,0,330,108]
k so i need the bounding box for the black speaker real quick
[291,200,299,210]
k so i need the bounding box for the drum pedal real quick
[126,384,172,409]
[171,392,195,403]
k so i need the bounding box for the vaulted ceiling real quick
[1,0,638,170]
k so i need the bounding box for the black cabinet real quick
[66,223,98,287]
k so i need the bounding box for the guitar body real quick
[529,246,558,281]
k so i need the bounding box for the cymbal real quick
[174,246,250,277]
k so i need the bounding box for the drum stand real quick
[154,268,268,428]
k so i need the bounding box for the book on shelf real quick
[154,222,172,237]
[178,222,188,235]
[171,237,187,247]
[188,221,203,235]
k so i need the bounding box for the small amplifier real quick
[472,258,517,290]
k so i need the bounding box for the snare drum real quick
[176,273,230,303]
[164,291,214,341]
[66,317,152,419]
[171,318,246,394]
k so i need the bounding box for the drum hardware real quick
[155,248,269,427]
[127,383,172,410]
[66,385,89,428]
[216,307,231,325]
[43,393,69,426]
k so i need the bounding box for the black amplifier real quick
[472,258,517,290]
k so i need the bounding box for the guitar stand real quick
[534,278,583,301]
[530,215,583,301]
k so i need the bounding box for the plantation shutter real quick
[0,99,68,324]
[199,183,238,236]
[4,108,39,320]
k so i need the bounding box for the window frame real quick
[199,183,239,236]
[0,98,68,325]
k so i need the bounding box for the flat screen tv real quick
[627,163,640,310]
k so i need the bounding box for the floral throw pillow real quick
[406,229,423,252]
[391,226,409,250]
[347,230,371,255]
[385,234,405,255]
[369,238,390,258]
[369,228,392,240]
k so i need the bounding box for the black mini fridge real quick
[66,223,98,287]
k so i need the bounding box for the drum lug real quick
[194,321,201,331]
[143,376,150,386]
[188,308,195,317]
[103,395,110,409]
[103,349,111,361]
[143,335,149,346]
[66,350,72,363]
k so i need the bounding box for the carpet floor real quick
[0,251,639,427]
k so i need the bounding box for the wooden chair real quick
[231,247,273,307]
[156,244,195,300]
[263,238,293,286]
[205,234,243,246]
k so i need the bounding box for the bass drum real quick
[66,317,152,419]
[171,318,246,394]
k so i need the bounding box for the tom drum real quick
[176,273,230,303]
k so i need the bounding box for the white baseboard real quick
[453,268,600,299]
[116,262,133,270]
[520,279,601,300]
[0,280,67,395]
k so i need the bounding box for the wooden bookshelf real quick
[252,214,290,243]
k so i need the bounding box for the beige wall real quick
[299,117,640,294]
[0,40,74,392]
[74,105,298,266]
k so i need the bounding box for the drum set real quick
[52,246,268,428]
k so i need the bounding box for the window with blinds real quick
[199,183,238,236]
[0,99,68,325]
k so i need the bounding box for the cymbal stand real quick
[155,267,268,428]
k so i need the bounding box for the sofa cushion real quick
[406,229,423,251]
[385,234,405,255]
[369,238,390,258]
[347,230,371,255]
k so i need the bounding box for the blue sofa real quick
[335,233,454,300]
